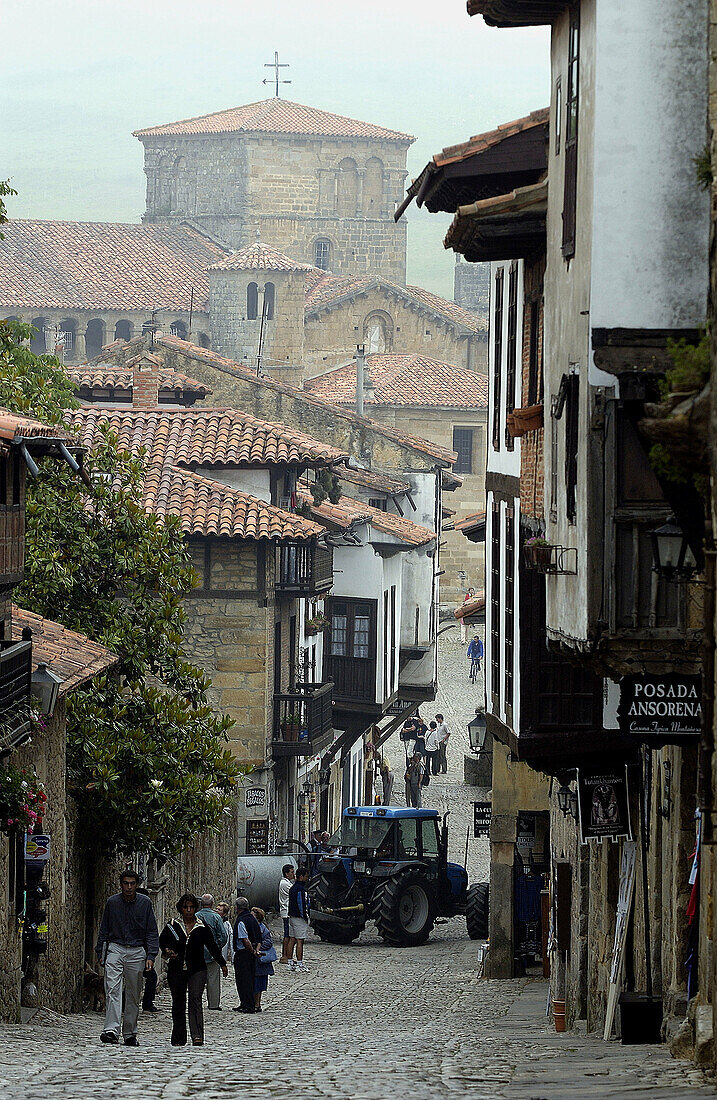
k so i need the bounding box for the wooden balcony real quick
[271,681,334,757]
[275,543,333,598]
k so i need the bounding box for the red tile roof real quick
[134,98,414,142]
[149,337,457,465]
[433,108,550,168]
[208,243,313,273]
[67,364,211,397]
[65,406,348,469]
[338,466,412,495]
[143,466,323,541]
[12,607,118,695]
[0,220,226,312]
[303,273,487,334]
[0,408,74,444]
[304,354,489,409]
[299,489,435,547]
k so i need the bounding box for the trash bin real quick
[618,993,663,1043]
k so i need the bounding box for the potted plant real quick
[523,536,553,570]
[507,404,544,438]
[305,612,330,636]
[0,766,47,836]
[281,711,302,742]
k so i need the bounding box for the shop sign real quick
[616,674,701,738]
[577,768,632,844]
[24,834,51,865]
[245,788,267,817]
[473,801,492,838]
[516,813,536,850]
[386,699,413,716]
[245,819,269,855]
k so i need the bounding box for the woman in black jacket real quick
[159,893,228,1046]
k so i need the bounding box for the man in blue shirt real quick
[287,867,311,972]
[96,869,159,1046]
[196,893,228,1010]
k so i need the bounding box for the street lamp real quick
[31,664,62,717]
[557,783,571,817]
[650,515,697,581]
[468,710,488,754]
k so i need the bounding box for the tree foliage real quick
[1,320,241,860]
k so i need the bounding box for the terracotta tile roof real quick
[149,337,457,466]
[433,108,550,168]
[299,488,435,547]
[338,466,412,495]
[65,406,348,469]
[134,97,414,142]
[0,220,227,312]
[0,408,74,444]
[208,243,313,273]
[12,607,118,695]
[455,509,486,532]
[67,364,211,397]
[304,354,489,409]
[143,466,323,541]
[303,273,487,334]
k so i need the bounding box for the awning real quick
[445,178,548,263]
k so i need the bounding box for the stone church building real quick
[134,97,413,283]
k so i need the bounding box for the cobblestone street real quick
[0,632,713,1099]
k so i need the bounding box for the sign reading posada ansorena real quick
[617,674,701,737]
[577,768,632,844]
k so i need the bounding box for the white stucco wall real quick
[590,0,709,331]
[194,466,271,502]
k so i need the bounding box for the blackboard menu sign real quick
[474,801,492,838]
[246,819,270,855]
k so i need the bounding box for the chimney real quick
[127,352,162,408]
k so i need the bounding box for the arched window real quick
[30,318,48,355]
[247,282,258,320]
[198,332,210,349]
[314,238,332,270]
[363,157,384,215]
[337,158,358,217]
[85,318,106,360]
[59,319,77,357]
[114,319,133,342]
[363,311,393,354]
[170,320,187,340]
[264,282,275,321]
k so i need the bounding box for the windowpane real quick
[315,238,331,270]
[398,819,419,857]
[453,428,473,474]
[492,270,504,450]
[331,613,347,656]
[505,264,518,451]
[421,819,439,858]
[353,613,370,658]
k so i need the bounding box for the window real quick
[453,428,473,474]
[562,12,580,259]
[390,585,397,692]
[490,501,501,707]
[247,282,258,321]
[527,299,542,407]
[420,819,440,859]
[353,610,370,658]
[505,263,518,450]
[555,77,562,156]
[398,819,419,857]
[383,589,390,697]
[330,606,348,656]
[169,320,186,340]
[363,311,393,353]
[264,282,275,321]
[565,374,579,522]
[504,507,514,716]
[368,497,387,511]
[492,268,504,450]
[314,238,332,270]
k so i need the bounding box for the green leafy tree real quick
[0,319,241,860]
[0,179,17,239]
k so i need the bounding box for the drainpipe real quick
[356,343,365,417]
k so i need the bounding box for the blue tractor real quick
[310,806,489,947]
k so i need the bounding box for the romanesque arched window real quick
[314,238,332,270]
[337,158,358,217]
[363,157,384,215]
[115,319,133,342]
[170,320,187,340]
[363,311,393,354]
[247,282,258,320]
[30,318,48,355]
[264,282,275,321]
[85,318,106,360]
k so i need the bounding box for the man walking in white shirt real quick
[278,864,295,964]
[424,721,442,777]
[435,713,451,774]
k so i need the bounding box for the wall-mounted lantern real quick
[650,516,697,581]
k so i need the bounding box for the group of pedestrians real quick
[95,868,280,1049]
[401,712,451,808]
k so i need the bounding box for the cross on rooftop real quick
[263,51,291,97]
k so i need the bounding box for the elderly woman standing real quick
[251,907,277,1012]
[159,893,228,1046]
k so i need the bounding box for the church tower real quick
[134,98,414,284]
[208,240,309,384]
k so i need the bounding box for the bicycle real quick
[470,656,481,684]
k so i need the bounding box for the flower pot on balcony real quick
[507,404,544,438]
[524,541,553,570]
[283,723,300,742]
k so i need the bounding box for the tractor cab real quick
[321,806,444,877]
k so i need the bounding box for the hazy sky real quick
[3,0,548,299]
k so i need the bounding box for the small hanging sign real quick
[577,768,632,844]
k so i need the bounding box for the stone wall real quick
[0,309,206,362]
[209,268,306,382]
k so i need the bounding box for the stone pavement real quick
[0,631,713,1098]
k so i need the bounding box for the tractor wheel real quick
[310,874,364,945]
[374,869,436,947]
[466,882,489,940]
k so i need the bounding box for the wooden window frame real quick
[527,297,543,407]
[504,506,515,720]
[490,501,501,709]
[453,427,473,474]
[505,263,518,451]
[492,268,504,451]
[562,10,580,260]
